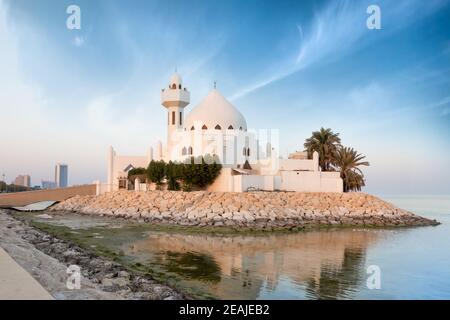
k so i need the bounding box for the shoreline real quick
[1,191,443,300]
[36,211,440,235]
[4,208,387,301]
[50,191,440,229]
[0,209,188,300]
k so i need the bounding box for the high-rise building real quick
[55,163,68,188]
[41,180,57,189]
[14,174,31,187]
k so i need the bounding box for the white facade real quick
[103,72,343,193]
[106,146,155,192]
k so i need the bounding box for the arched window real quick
[202,124,208,130]
[239,126,243,130]
[228,125,234,130]
[188,146,193,155]
[190,126,195,131]
[215,124,221,130]
[171,83,176,89]
[247,148,250,156]
[178,84,181,89]
[182,147,187,155]
[243,147,247,156]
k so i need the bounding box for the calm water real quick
[27,195,450,299]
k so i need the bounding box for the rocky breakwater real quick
[51,191,439,229]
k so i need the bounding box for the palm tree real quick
[345,170,366,192]
[335,147,370,192]
[304,127,341,171]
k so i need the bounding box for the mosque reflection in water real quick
[126,229,378,299]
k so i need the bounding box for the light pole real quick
[1,173,5,193]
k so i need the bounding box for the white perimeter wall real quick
[207,168,234,192]
[279,159,317,172]
[232,175,275,192]
[231,171,342,193]
[280,171,343,192]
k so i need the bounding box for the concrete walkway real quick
[0,247,53,300]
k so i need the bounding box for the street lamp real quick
[1,173,5,193]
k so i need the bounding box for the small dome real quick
[185,89,247,131]
[169,72,182,88]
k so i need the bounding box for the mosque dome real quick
[184,89,247,131]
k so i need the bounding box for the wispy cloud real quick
[425,95,450,116]
[0,0,55,183]
[430,95,450,108]
[229,1,369,100]
[231,0,449,100]
[0,0,101,184]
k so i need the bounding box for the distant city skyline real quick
[0,0,449,194]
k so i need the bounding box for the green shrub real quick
[181,154,222,189]
[147,160,166,188]
[127,167,147,186]
[145,155,222,191]
[165,161,181,191]
[127,167,146,177]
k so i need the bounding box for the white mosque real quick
[101,72,343,194]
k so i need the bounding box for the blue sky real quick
[0,0,449,194]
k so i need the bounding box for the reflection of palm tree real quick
[305,247,366,300]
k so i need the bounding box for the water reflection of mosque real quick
[128,230,378,299]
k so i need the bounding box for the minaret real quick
[161,72,190,158]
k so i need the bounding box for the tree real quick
[335,147,370,192]
[145,156,222,191]
[345,170,366,192]
[147,160,166,188]
[165,161,181,191]
[127,167,146,176]
[304,127,341,171]
[180,155,222,190]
